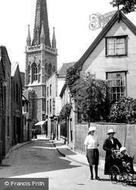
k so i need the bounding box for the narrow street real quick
[0,140,135,190]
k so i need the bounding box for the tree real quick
[73,75,110,124]
[66,65,80,97]
[59,103,72,140]
[111,0,136,14]
[109,97,136,123]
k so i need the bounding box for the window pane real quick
[107,72,126,101]
[106,36,126,56]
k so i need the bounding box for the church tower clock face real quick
[25,0,57,122]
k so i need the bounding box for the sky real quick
[0,0,136,72]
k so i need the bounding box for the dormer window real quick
[105,36,127,56]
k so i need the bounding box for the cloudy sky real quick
[0,0,136,72]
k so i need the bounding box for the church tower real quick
[25,0,57,122]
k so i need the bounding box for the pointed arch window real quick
[45,63,48,77]
[32,62,38,82]
[28,64,31,83]
[48,63,52,76]
[38,61,41,82]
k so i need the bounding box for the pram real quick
[109,150,136,185]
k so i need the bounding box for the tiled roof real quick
[75,11,136,70]
[58,62,75,77]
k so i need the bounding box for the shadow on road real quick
[0,140,81,178]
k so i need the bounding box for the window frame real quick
[50,99,52,114]
[106,71,127,102]
[31,62,38,82]
[105,35,128,57]
[50,84,52,96]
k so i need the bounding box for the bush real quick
[109,97,136,123]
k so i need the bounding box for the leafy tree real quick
[111,0,136,14]
[66,66,80,97]
[59,103,72,139]
[109,97,136,123]
[73,75,110,123]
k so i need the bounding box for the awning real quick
[34,120,47,126]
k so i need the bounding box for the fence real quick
[74,122,136,162]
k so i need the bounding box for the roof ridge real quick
[74,11,136,70]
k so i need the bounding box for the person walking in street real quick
[84,127,100,180]
[103,128,122,175]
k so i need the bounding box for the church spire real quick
[52,27,56,49]
[32,0,51,46]
[26,25,31,46]
[40,21,45,44]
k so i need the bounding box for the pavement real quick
[52,140,105,170]
[4,140,32,160]
[53,139,136,171]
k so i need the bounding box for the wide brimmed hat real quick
[88,127,96,132]
[120,147,127,153]
[107,128,116,134]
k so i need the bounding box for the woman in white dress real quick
[84,127,100,180]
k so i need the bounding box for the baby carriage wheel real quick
[121,172,129,185]
[109,165,121,183]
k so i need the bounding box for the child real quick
[120,147,136,174]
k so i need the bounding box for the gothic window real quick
[38,61,41,82]
[106,72,127,102]
[45,63,48,77]
[31,62,38,82]
[50,99,52,114]
[38,62,41,73]
[28,64,31,83]
[48,63,52,76]
[50,84,52,96]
